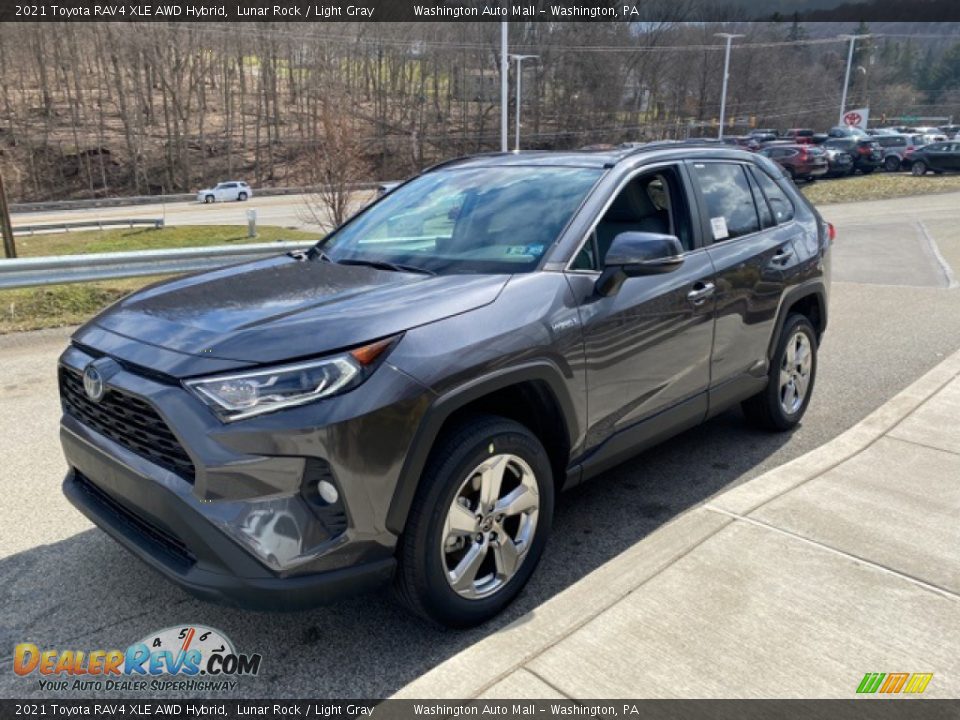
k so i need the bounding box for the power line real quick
[180,23,957,56]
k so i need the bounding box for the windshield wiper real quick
[337,258,435,275]
[291,247,336,263]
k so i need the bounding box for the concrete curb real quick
[392,346,960,700]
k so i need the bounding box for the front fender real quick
[384,360,579,535]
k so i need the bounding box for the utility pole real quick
[509,54,538,151]
[715,33,743,141]
[0,169,15,259]
[500,22,509,153]
[839,33,870,126]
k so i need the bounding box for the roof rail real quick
[616,138,737,163]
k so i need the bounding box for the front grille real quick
[60,367,195,483]
[73,471,196,572]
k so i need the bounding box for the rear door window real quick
[690,162,760,242]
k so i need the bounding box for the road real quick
[1,191,959,699]
[10,192,368,233]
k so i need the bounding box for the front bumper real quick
[58,333,432,609]
[63,466,394,610]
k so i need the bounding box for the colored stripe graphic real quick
[857,672,933,694]
[904,673,933,694]
[857,673,886,693]
[880,673,909,693]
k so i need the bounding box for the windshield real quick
[318,165,603,274]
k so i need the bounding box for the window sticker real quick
[505,244,544,256]
[710,216,729,240]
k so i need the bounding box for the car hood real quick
[87,255,510,365]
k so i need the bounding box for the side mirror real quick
[596,232,685,296]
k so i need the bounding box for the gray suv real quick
[59,144,832,627]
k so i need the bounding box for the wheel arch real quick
[385,362,578,536]
[769,282,827,360]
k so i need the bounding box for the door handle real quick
[687,282,715,306]
[770,245,794,266]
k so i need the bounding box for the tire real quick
[884,156,901,172]
[912,161,927,176]
[394,415,554,628]
[238,192,248,201]
[741,314,818,432]
[204,195,214,204]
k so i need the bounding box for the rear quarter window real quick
[750,167,795,224]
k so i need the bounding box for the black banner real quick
[3,700,960,719]
[1,0,960,22]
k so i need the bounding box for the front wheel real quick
[742,314,818,432]
[394,416,554,628]
[204,194,214,204]
[884,156,901,172]
[238,192,248,201]
[912,161,927,176]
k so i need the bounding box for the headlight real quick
[185,337,396,421]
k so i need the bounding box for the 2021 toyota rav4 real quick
[59,144,831,627]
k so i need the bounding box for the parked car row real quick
[712,122,960,181]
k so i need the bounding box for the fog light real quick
[317,480,339,504]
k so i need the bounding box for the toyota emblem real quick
[83,364,105,402]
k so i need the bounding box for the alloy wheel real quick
[440,453,539,600]
[779,331,813,415]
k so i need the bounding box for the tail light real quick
[858,145,871,155]
[798,147,809,161]
[827,223,836,242]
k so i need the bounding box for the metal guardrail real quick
[13,218,164,235]
[0,241,315,290]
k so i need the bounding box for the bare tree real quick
[300,102,371,233]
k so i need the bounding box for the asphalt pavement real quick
[1,191,959,698]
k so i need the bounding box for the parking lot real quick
[1,190,959,698]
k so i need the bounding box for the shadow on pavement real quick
[0,408,790,699]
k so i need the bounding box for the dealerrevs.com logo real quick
[13,625,262,693]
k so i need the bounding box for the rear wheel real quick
[742,314,817,432]
[394,416,554,628]
[238,192,248,201]
[204,194,214,204]
[884,156,901,172]
[912,161,928,176]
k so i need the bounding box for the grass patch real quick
[13,224,321,258]
[2,224,322,333]
[0,278,166,334]
[801,172,960,205]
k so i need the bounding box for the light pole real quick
[500,22,509,152]
[509,53,538,151]
[715,33,743,140]
[839,33,870,126]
